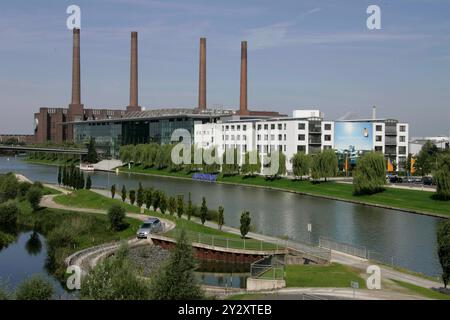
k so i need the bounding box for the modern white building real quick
[409,136,449,155]
[194,110,409,172]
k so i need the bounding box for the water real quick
[0,231,73,298]
[196,261,249,289]
[0,156,444,277]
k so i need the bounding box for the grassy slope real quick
[53,190,278,250]
[25,158,79,166]
[121,165,450,217]
[285,263,366,288]
[392,280,450,300]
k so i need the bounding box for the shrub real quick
[0,231,16,249]
[433,154,450,201]
[111,184,116,199]
[46,225,78,250]
[437,220,450,288]
[18,182,32,198]
[15,275,54,300]
[108,204,126,231]
[129,190,136,205]
[81,244,151,300]
[218,206,224,230]
[200,197,207,225]
[26,186,43,211]
[121,185,127,202]
[0,201,19,231]
[0,174,19,202]
[177,195,184,218]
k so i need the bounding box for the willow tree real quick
[241,151,261,176]
[353,151,386,195]
[291,152,311,180]
[433,153,450,201]
[310,149,338,182]
[222,148,240,176]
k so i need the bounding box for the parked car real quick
[422,176,434,186]
[387,175,403,183]
[136,218,164,239]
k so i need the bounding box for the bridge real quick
[0,145,88,155]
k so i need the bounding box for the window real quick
[297,145,306,152]
[375,146,382,152]
[284,145,286,152]
[323,146,332,150]
[243,135,247,141]
[399,136,406,142]
[270,134,275,141]
[324,135,331,141]
[257,134,261,141]
[284,124,286,130]
[278,124,282,130]
[298,134,305,141]
[298,123,305,130]
[284,134,286,141]
[243,125,247,131]
[324,124,331,131]
[399,125,406,132]
[376,125,383,132]
[258,124,261,130]
[225,125,229,130]
[231,125,235,130]
[376,135,382,142]
[271,124,275,130]
[278,134,282,141]
[399,146,407,155]
[237,135,240,141]
[231,135,235,141]
[264,124,268,130]
[243,145,247,153]
[264,135,268,141]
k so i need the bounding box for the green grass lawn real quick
[53,189,279,251]
[118,165,450,217]
[285,263,366,288]
[392,280,450,300]
[25,158,80,167]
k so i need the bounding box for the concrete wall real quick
[246,278,286,291]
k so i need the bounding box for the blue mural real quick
[334,122,373,153]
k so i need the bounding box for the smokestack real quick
[372,106,377,120]
[198,38,207,111]
[127,31,141,112]
[69,28,83,112]
[239,41,249,115]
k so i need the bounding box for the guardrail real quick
[250,256,285,280]
[319,237,367,259]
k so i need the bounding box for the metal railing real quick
[250,256,285,280]
[319,237,367,259]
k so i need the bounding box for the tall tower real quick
[198,37,207,111]
[127,31,141,112]
[239,41,249,115]
[67,28,84,141]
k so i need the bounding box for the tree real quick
[26,186,43,212]
[276,150,286,177]
[121,185,127,202]
[86,137,98,164]
[218,206,225,230]
[108,204,126,231]
[57,166,62,186]
[239,211,251,238]
[62,166,67,186]
[15,275,54,300]
[433,153,450,201]
[0,201,19,232]
[85,175,91,190]
[0,174,19,202]
[111,184,116,199]
[137,183,144,208]
[414,141,439,176]
[437,220,450,288]
[168,196,177,216]
[186,193,193,221]
[291,152,311,180]
[160,193,167,214]
[241,151,261,176]
[310,149,338,182]
[353,152,386,195]
[150,230,203,300]
[144,188,153,209]
[129,190,136,206]
[200,197,207,225]
[222,148,240,176]
[177,195,184,218]
[152,190,161,211]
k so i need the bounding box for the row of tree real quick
[57,166,92,190]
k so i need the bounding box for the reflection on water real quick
[0,156,444,277]
[196,260,250,289]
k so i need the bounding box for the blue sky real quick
[0,0,449,136]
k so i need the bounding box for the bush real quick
[18,182,32,198]
[108,204,126,231]
[433,154,450,201]
[0,201,19,231]
[81,244,151,300]
[15,275,54,300]
[240,211,251,238]
[26,186,43,211]
[0,231,16,249]
[46,225,78,251]
[0,174,19,202]
[0,280,11,300]
[353,152,386,195]
[129,190,136,206]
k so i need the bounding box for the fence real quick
[319,237,367,259]
[250,256,285,280]
[170,230,286,252]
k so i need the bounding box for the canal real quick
[0,156,444,277]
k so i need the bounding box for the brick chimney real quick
[68,28,84,117]
[127,31,141,112]
[198,37,207,111]
[239,41,249,115]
